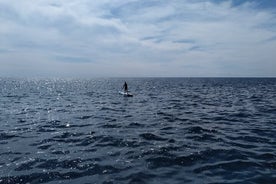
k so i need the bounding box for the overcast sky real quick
[1,0,276,77]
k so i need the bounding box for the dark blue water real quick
[0,78,276,184]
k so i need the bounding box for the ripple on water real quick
[0,78,275,183]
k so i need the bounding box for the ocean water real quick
[0,78,275,184]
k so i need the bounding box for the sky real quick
[0,0,276,77]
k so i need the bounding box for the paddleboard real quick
[119,91,133,97]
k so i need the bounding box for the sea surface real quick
[0,78,276,184]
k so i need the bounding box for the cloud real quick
[0,0,276,77]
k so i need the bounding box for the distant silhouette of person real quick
[123,81,128,92]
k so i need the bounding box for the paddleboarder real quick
[123,81,128,92]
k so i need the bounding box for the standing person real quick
[123,81,128,92]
